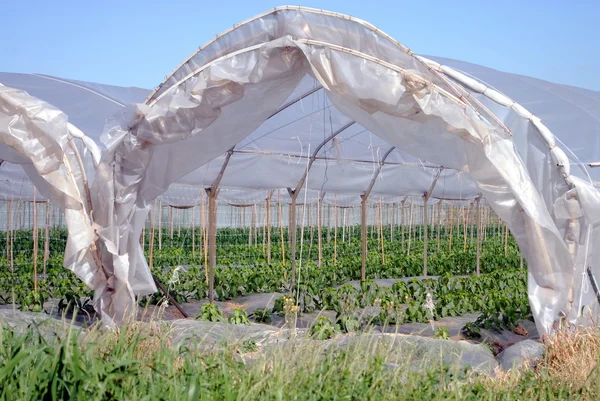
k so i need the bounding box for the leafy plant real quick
[310,316,338,340]
[20,291,46,313]
[239,339,258,353]
[228,308,250,325]
[434,327,450,340]
[251,307,272,324]
[337,313,361,333]
[461,322,482,340]
[196,302,224,322]
[58,292,95,318]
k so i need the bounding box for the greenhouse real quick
[1,6,599,340]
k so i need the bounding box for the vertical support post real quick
[158,201,162,250]
[289,192,297,290]
[33,195,38,293]
[149,199,156,269]
[201,192,208,284]
[390,203,395,242]
[266,192,272,264]
[317,195,323,267]
[379,197,385,265]
[421,168,443,276]
[449,202,455,251]
[253,205,258,247]
[6,200,10,267]
[436,200,442,250]
[408,198,414,255]
[504,222,509,257]
[423,195,429,276]
[249,206,254,247]
[361,195,367,281]
[476,195,482,276]
[208,189,218,303]
[278,190,285,264]
[327,203,331,244]
[401,198,406,252]
[169,206,173,239]
[191,205,195,257]
[334,196,338,265]
[463,203,470,252]
[342,209,347,243]
[43,200,50,278]
[178,208,181,237]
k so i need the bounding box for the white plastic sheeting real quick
[90,6,599,335]
[0,84,105,299]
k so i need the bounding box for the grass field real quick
[0,319,598,401]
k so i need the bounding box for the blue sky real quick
[1,0,598,90]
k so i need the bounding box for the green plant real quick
[239,339,258,353]
[310,316,338,340]
[58,292,95,317]
[228,308,250,325]
[251,307,272,324]
[196,302,224,322]
[434,327,450,340]
[461,322,482,340]
[337,313,361,333]
[20,291,46,313]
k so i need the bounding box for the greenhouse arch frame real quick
[1,7,598,336]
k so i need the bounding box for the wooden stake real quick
[407,198,414,255]
[401,198,406,252]
[423,195,429,276]
[201,192,208,284]
[463,203,470,252]
[249,206,254,247]
[149,199,156,269]
[436,200,442,250]
[317,196,322,267]
[334,196,338,265]
[43,200,49,278]
[278,190,285,264]
[390,202,395,242]
[379,197,385,265]
[289,194,297,289]
[191,205,195,257]
[504,222,509,257]
[266,192,272,264]
[475,196,482,276]
[208,191,217,303]
[177,208,181,237]
[342,208,347,243]
[449,202,455,251]
[33,192,38,293]
[158,201,162,250]
[169,206,173,239]
[361,196,367,281]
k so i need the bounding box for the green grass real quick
[0,320,596,401]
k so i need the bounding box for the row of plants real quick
[0,225,524,322]
[191,268,530,342]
